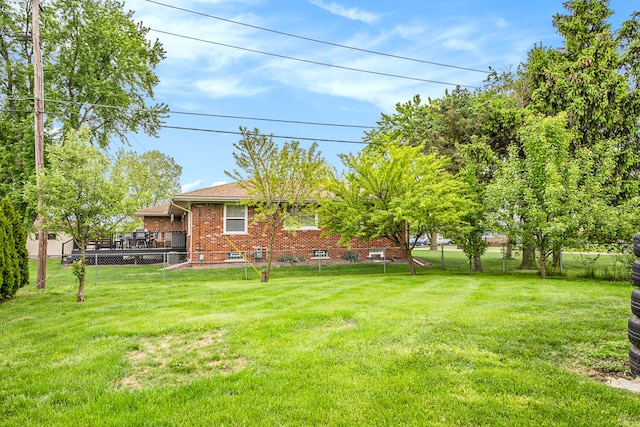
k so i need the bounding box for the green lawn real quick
[1,261,640,426]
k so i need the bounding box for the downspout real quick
[170,201,193,261]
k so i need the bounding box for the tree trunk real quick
[76,251,86,302]
[263,250,272,283]
[407,251,417,276]
[539,252,547,279]
[77,275,86,302]
[552,245,561,268]
[505,242,513,260]
[429,230,438,251]
[263,223,278,283]
[519,245,537,270]
[473,254,483,272]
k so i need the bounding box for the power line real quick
[160,125,367,144]
[2,97,377,129]
[149,28,479,89]
[1,104,371,144]
[144,0,490,75]
[169,111,375,129]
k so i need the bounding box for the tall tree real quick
[28,128,134,301]
[226,127,330,282]
[320,138,469,276]
[524,0,640,200]
[455,137,496,272]
[41,0,167,147]
[0,197,28,291]
[487,113,582,279]
[0,0,37,220]
[0,202,18,300]
[0,0,167,221]
[116,149,182,229]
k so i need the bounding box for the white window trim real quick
[223,203,248,234]
[310,249,329,259]
[225,251,244,262]
[368,249,386,259]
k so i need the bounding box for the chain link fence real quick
[57,243,635,284]
[62,247,407,284]
[413,243,634,281]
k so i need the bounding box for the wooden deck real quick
[62,231,187,265]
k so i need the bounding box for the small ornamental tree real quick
[226,127,330,282]
[28,128,133,301]
[320,138,469,276]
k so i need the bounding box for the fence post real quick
[318,255,322,275]
[95,252,98,285]
[163,252,167,282]
[441,244,445,270]
[383,248,387,274]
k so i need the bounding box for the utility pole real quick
[32,0,47,289]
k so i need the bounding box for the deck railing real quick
[61,231,187,263]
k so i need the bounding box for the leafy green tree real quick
[454,137,496,272]
[41,0,167,147]
[524,0,640,200]
[0,0,167,222]
[320,138,469,276]
[0,1,37,220]
[487,113,584,279]
[226,127,330,282]
[28,128,134,301]
[116,150,182,229]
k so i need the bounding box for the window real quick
[284,212,319,231]
[368,249,385,259]
[224,204,247,234]
[227,251,243,261]
[34,233,57,240]
[311,249,329,259]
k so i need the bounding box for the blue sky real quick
[122,0,637,193]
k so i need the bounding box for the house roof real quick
[173,181,251,202]
[133,203,172,218]
[133,182,251,218]
[134,181,325,218]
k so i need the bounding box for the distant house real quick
[26,231,70,259]
[134,181,402,265]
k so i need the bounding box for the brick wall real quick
[143,215,185,233]
[187,203,403,262]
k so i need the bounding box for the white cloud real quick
[194,78,269,98]
[491,17,509,29]
[181,179,205,192]
[309,0,379,24]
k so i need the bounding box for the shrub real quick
[0,198,28,301]
[342,251,359,263]
[276,254,307,264]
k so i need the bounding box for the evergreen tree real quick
[0,206,18,300]
[1,198,28,289]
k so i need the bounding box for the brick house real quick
[134,181,403,265]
